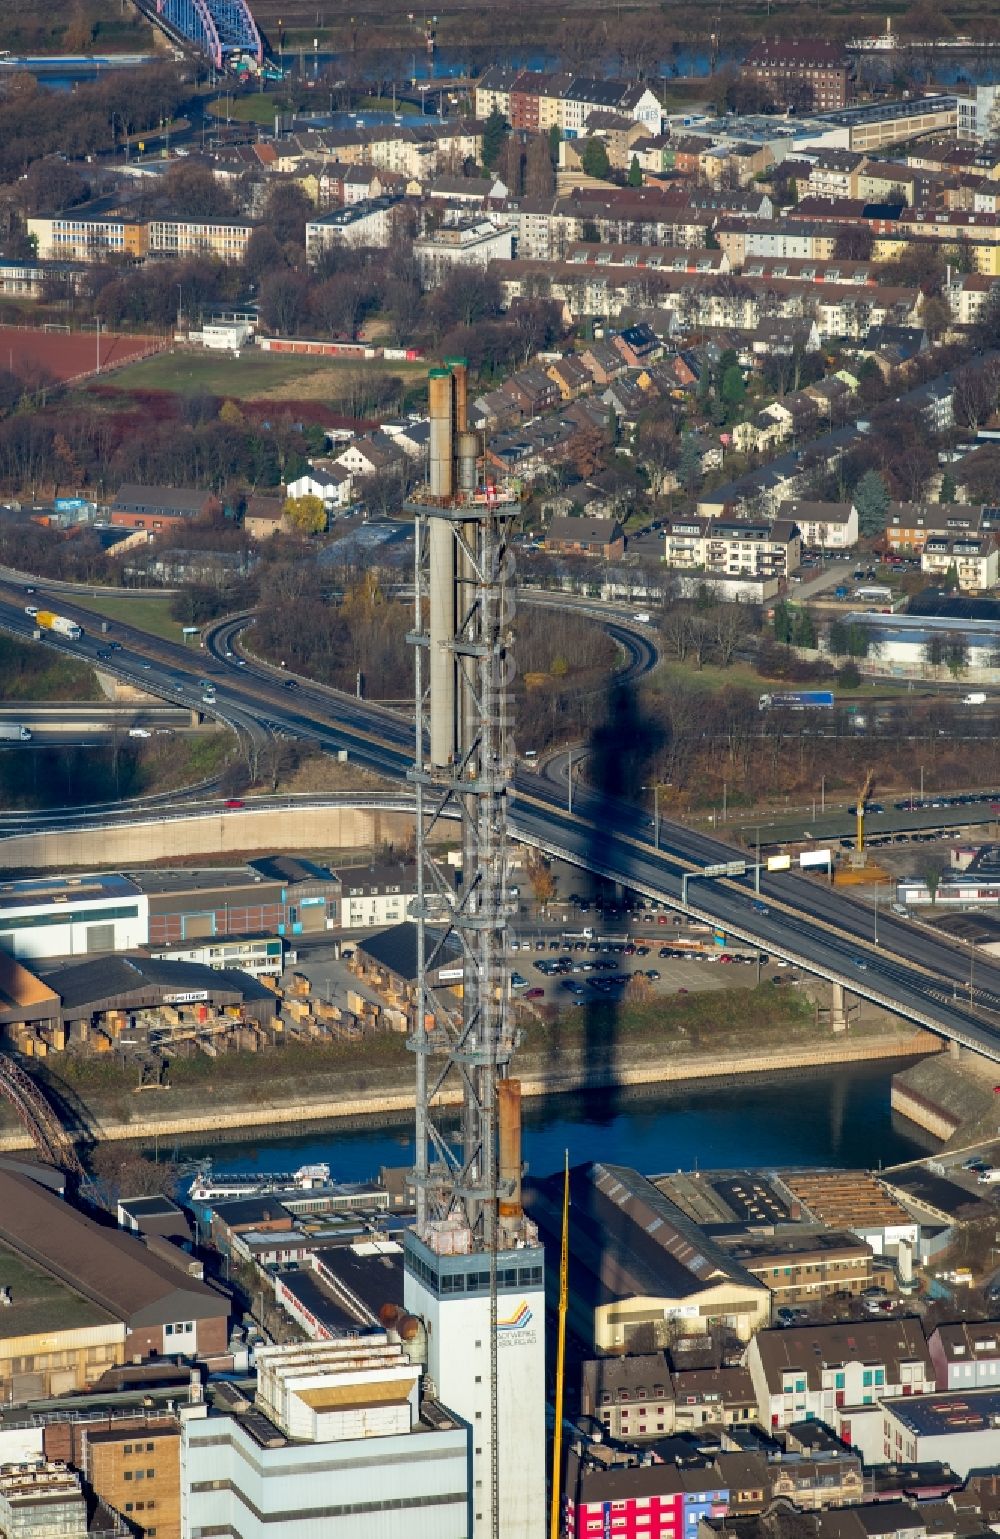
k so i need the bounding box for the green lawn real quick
[100,349,428,401]
[208,92,285,125]
[69,593,192,644]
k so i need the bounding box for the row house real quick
[471,64,523,119]
[502,363,562,417]
[564,241,731,275]
[801,146,867,200]
[945,270,1000,324]
[483,68,663,137]
[872,229,1000,277]
[884,500,986,553]
[546,354,593,399]
[510,69,574,132]
[565,1458,727,1539]
[578,1357,758,1441]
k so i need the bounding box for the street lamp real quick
[642,782,671,850]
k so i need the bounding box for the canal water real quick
[175,1059,936,1187]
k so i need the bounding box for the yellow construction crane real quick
[855,768,875,855]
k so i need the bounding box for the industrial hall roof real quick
[524,1161,767,1308]
[0,1171,228,1330]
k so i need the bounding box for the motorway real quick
[1,577,1000,1056]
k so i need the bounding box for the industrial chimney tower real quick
[403,361,545,1539]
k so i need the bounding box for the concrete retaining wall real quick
[890,1083,960,1142]
[0,807,416,869]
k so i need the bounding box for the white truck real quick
[978,1168,1000,1184]
[964,692,987,705]
[0,724,31,741]
[35,610,83,641]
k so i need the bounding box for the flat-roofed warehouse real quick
[0,874,147,961]
[0,1171,230,1367]
[0,953,276,1052]
[524,1162,771,1351]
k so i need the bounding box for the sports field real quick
[102,348,428,400]
[0,326,166,384]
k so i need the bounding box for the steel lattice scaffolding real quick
[403,362,545,1539]
[408,489,521,1246]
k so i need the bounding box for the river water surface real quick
[176,1059,936,1186]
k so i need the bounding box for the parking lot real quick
[510,934,786,1008]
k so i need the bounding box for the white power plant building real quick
[405,1228,546,1539]
[181,1338,471,1539]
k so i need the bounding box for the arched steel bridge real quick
[154,0,262,70]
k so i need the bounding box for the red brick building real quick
[741,39,850,110]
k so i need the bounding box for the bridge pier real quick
[831,981,848,1033]
[949,1037,961,1061]
[190,709,204,727]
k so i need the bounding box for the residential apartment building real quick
[477,69,662,136]
[778,499,859,549]
[921,532,999,592]
[745,1320,935,1431]
[671,1368,757,1432]
[579,1353,675,1440]
[663,516,801,580]
[413,217,514,285]
[337,862,416,930]
[565,1457,728,1539]
[305,196,402,257]
[928,1320,1000,1390]
[804,148,866,199]
[741,40,851,111]
[879,1388,1000,1477]
[957,83,1000,142]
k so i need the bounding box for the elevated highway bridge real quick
[0,580,998,1059]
